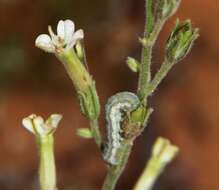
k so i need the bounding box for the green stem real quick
[146,58,175,96]
[90,118,102,148]
[38,135,57,190]
[137,0,153,101]
[138,44,152,101]
[102,141,133,190]
[137,0,164,102]
[145,0,154,36]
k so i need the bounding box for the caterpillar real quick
[103,92,140,165]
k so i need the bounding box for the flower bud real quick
[165,20,199,62]
[126,57,139,73]
[145,0,181,38]
[156,0,181,20]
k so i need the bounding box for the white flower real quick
[22,114,62,136]
[35,19,84,53]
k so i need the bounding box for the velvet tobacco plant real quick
[22,0,199,189]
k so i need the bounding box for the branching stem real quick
[146,58,175,96]
[137,1,164,102]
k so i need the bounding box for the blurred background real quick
[0,0,218,189]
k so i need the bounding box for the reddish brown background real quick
[0,0,218,189]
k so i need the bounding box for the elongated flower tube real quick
[35,19,101,147]
[35,20,100,119]
[22,114,62,190]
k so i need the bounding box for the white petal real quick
[64,20,75,43]
[22,114,61,136]
[47,114,63,128]
[57,20,65,39]
[33,116,44,126]
[73,29,84,40]
[57,20,75,42]
[22,118,34,134]
[67,29,84,49]
[35,34,51,45]
[33,116,46,135]
[35,34,55,53]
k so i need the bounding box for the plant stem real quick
[38,135,57,190]
[137,0,153,101]
[90,118,102,148]
[138,44,152,102]
[146,58,175,96]
[145,0,154,37]
[137,0,165,102]
[102,141,133,190]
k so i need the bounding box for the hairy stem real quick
[145,0,154,37]
[138,44,153,101]
[102,141,133,190]
[146,58,175,96]
[137,1,164,102]
[137,0,153,101]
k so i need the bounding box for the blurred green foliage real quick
[0,39,27,86]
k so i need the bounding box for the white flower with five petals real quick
[35,19,84,53]
[22,114,62,136]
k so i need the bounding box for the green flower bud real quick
[146,0,181,37]
[126,57,140,73]
[166,20,199,62]
[156,0,181,20]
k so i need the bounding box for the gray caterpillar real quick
[103,92,140,165]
